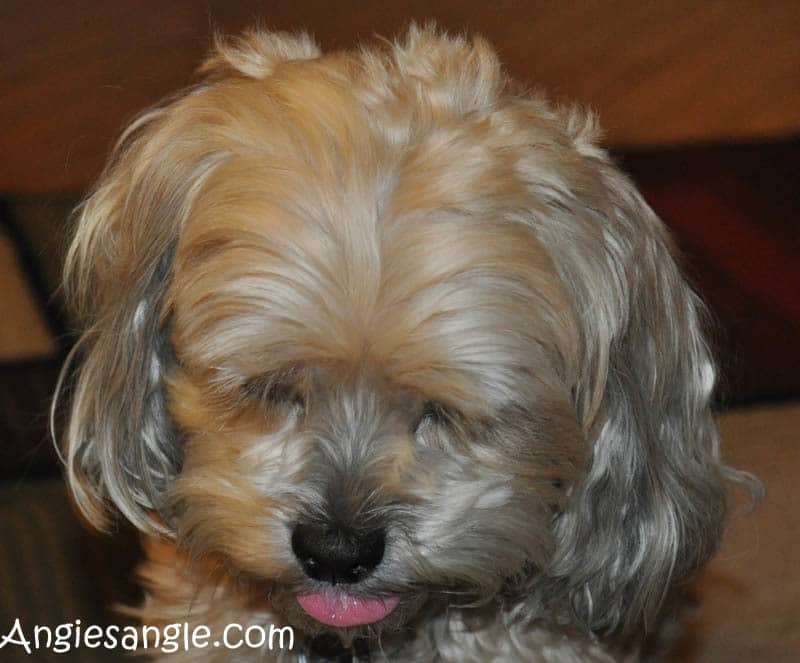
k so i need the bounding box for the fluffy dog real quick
[59,25,746,662]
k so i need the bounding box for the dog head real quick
[60,26,733,640]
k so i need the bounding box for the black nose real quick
[291,523,385,585]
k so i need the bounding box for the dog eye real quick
[415,401,450,433]
[244,376,304,411]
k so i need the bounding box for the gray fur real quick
[55,25,757,662]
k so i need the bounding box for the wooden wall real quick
[2,0,799,194]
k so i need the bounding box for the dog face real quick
[61,26,731,641]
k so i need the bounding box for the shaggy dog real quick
[58,26,747,662]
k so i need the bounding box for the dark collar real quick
[299,634,371,663]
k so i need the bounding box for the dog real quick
[58,25,749,662]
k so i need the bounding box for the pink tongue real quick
[297,592,399,627]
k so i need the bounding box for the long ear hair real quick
[56,105,218,533]
[54,31,320,533]
[521,108,756,634]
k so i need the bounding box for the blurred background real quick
[0,2,798,661]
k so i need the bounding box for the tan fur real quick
[58,25,752,661]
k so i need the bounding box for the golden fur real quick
[58,26,752,661]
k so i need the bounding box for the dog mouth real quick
[296,591,400,627]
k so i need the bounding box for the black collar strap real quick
[299,634,371,663]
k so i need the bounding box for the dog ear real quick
[58,88,231,533]
[58,29,323,534]
[525,114,741,634]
